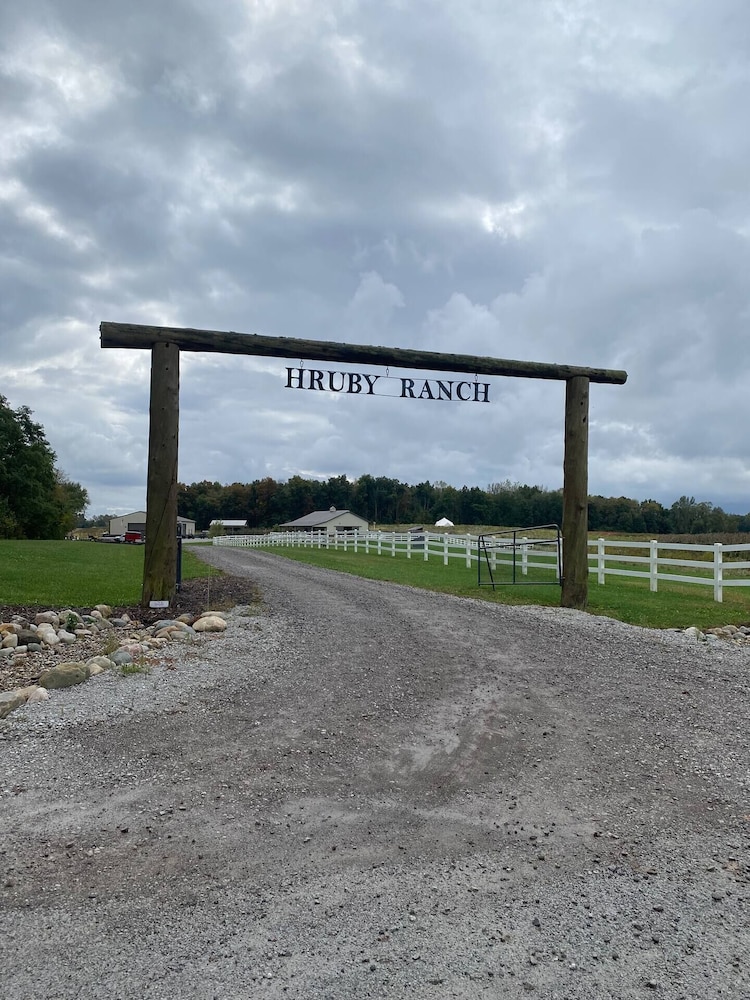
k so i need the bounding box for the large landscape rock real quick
[193,614,227,633]
[39,662,89,689]
[0,691,26,718]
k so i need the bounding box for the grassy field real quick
[258,545,749,630]
[0,540,214,607]
[1,536,748,630]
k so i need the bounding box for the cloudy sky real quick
[2,0,749,517]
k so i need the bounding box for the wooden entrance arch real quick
[100,323,627,609]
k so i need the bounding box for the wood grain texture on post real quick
[142,342,180,605]
[100,322,627,385]
[561,375,590,610]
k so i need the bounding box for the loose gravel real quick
[2,546,749,999]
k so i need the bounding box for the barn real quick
[280,507,369,536]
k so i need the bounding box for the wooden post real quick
[142,342,180,606]
[100,323,628,385]
[561,375,589,610]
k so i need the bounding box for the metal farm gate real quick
[478,524,562,590]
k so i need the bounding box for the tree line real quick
[156,475,750,536]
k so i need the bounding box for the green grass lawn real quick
[0,540,214,608]
[259,545,750,630]
[2,538,748,630]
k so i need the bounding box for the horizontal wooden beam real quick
[100,322,627,384]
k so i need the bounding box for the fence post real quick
[377,532,382,555]
[392,534,396,557]
[424,531,429,561]
[714,543,723,603]
[444,534,449,566]
[466,534,472,569]
[597,538,605,585]
[407,533,412,559]
[521,537,529,576]
[650,540,658,592]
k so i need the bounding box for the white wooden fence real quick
[215,529,486,567]
[590,537,750,603]
[213,530,750,603]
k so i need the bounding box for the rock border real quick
[0,604,229,720]
[682,623,750,645]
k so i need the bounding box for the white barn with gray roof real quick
[280,507,368,535]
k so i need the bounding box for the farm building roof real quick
[280,509,362,528]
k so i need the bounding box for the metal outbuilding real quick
[108,511,196,537]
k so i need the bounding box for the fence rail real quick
[213,530,750,603]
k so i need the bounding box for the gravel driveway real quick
[2,547,749,999]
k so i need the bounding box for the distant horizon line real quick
[83,477,750,520]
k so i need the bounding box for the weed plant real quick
[119,660,152,676]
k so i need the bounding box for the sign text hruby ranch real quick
[285,367,490,402]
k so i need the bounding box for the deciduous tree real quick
[0,395,87,539]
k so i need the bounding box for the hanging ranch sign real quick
[99,322,627,611]
[285,367,490,402]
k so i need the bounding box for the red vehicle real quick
[124,531,145,544]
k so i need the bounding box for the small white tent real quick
[434,517,454,527]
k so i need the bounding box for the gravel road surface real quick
[2,546,749,999]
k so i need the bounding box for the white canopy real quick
[434,517,454,527]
